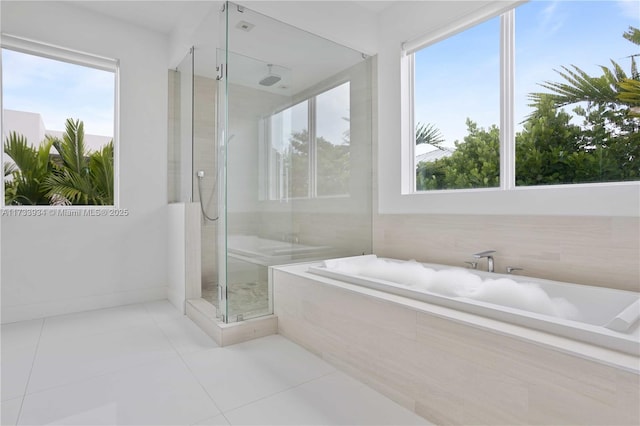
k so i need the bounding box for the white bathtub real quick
[227,235,334,266]
[308,255,640,355]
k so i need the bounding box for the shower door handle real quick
[216,64,225,81]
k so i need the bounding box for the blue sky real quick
[2,1,636,150]
[414,0,640,150]
[2,48,115,137]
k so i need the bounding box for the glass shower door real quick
[217,1,373,323]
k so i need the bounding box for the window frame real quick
[401,2,640,198]
[262,80,351,201]
[1,33,120,209]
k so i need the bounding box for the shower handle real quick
[216,64,225,81]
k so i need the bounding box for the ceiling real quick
[353,1,395,14]
[70,1,206,35]
[218,4,365,96]
[70,1,394,36]
[70,1,382,97]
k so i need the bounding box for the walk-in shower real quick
[170,1,373,324]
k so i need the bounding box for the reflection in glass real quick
[317,83,350,197]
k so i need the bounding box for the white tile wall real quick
[375,214,639,292]
[274,266,640,425]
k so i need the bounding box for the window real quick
[414,16,500,191]
[409,1,639,192]
[265,82,350,200]
[1,35,118,206]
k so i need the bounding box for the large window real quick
[414,15,500,191]
[410,1,639,192]
[1,35,118,206]
[265,82,350,200]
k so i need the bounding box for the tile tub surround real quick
[273,263,640,426]
[374,214,639,293]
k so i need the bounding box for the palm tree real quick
[44,118,114,205]
[415,122,446,150]
[529,26,640,113]
[3,131,55,205]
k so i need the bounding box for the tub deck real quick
[271,260,640,425]
[308,256,640,356]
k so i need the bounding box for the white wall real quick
[376,0,640,217]
[240,1,379,56]
[1,1,169,323]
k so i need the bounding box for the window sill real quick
[389,181,640,217]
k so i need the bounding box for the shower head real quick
[259,64,281,87]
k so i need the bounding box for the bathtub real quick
[227,235,334,266]
[308,255,640,355]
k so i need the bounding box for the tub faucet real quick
[473,250,496,272]
[506,266,523,274]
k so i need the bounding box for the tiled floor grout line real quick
[11,331,180,404]
[10,352,182,404]
[3,304,428,426]
[12,303,192,406]
[217,368,339,419]
[14,318,45,426]
[171,344,226,418]
[150,308,228,423]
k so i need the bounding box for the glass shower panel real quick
[191,45,221,315]
[316,82,351,197]
[167,48,193,203]
[223,50,294,322]
[217,6,229,323]
[219,1,373,323]
[270,100,309,199]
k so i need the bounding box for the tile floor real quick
[1,300,431,425]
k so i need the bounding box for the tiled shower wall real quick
[167,70,180,202]
[168,70,218,288]
[193,75,218,288]
[374,214,639,292]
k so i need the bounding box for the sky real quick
[276,82,350,152]
[2,1,636,152]
[414,0,640,151]
[2,48,115,137]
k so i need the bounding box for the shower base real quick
[202,280,269,321]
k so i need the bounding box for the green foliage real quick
[416,122,445,149]
[417,26,640,190]
[4,132,55,205]
[515,95,585,185]
[417,120,499,190]
[287,129,350,197]
[528,61,628,111]
[288,129,310,198]
[317,137,350,196]
[3,118,114,206]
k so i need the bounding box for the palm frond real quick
[4,132,37,173]
[623,26,640,47]
[4,161,17,177]
[416,122,446,149]
[89,141,114,204]
[52,118,89,175]
[618,78,640,117]
[529,64,627,110]
[44,169,94,205]
[605,60,628,84]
